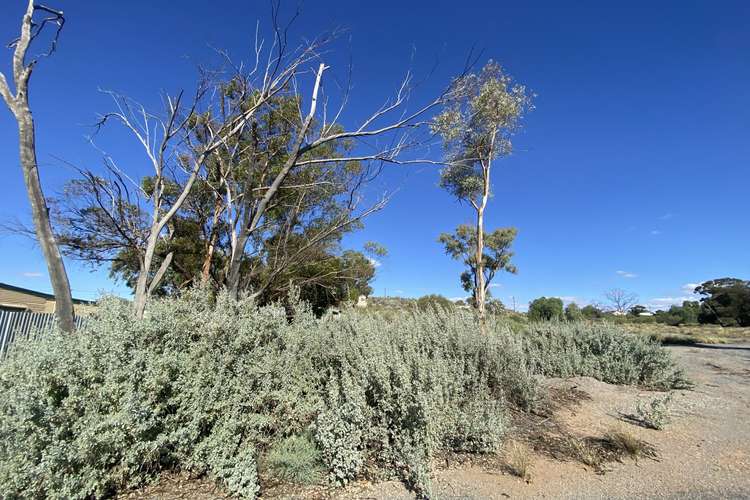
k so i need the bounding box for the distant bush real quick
[581,304,604,319]
[653,301,700,326]
[565,302,584,321]
[528,297,564,321]
[415,294,455,311]
[0,291,685,498]
[522,321,689,390]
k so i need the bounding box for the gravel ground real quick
[123,344,750,499]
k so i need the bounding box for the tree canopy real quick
[695,278,750,327]
[528,297,564,321]
[438,224,517,296]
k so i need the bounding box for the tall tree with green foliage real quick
[432,61,532,329]
[581,304,604,319]
[565,302,584,321]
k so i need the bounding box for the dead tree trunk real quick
[0,1,75,332]
[14,104,76,332]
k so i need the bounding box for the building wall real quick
[0,287,97,315]
[0,288,53,313]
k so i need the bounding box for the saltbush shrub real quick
[0,291,685,498]
[264,434,323,485]
[522,321,689,389]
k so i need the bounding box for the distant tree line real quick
[525,278,750,327]
[649,278,750,327]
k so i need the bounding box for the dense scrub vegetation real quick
[0,291,686,499]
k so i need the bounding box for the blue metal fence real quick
[0,310,85,358]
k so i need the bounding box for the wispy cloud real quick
[367,257,382,268]
[488,283,502,289]
[650,229,662,236]
[616,270,638,278]
[21,272,43,278]
[645,296,694,309]
[393,290,404,295]
[658,213,674,221]
[555,295,579,304]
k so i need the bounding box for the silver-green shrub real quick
[0,291,685,499]
[265,434,324,485]
[305,309,537,496]
[635,394,673,430]
[522,321,689,389]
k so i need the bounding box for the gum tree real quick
[432,61,532,329]
[438,224,517,308]
[0,1,75,331]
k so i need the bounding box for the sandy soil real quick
[122,344,750,499]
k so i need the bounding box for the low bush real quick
[522,321,690,390]
[0,291,686,498]
[264,434,323,485]
[635,394,673,430]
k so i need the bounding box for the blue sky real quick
[0,1,748,310]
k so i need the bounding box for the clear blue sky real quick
[1,1,748,310]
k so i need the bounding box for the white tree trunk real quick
[475,205,486,333]
[15,107,76,332]
[0,1,75,332]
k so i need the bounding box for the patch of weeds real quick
[555,432,657,472]
[565,436,604,470]
[504,441,533,481]
[264,434,324,485]
[635,394,672,430]
[619,394,673,430]
[601,429,657,463]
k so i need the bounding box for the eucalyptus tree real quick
[0,1,75,331]
[432,62,532,328]
[215,68,460,298]
[86,30,329,318]
[438,224,517,304]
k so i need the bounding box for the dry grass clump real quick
[504,441,533,481]
[565,436,602,469]
[539,431,657,473]
[602,428,656,462]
